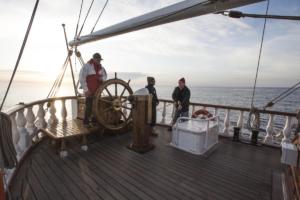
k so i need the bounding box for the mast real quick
[69,0,264,46]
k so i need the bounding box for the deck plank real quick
[9,127,282,200]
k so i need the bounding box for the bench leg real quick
[60,139,68,158]
[81,135,88,151]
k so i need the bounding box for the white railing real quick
[157,99,299,147]
[3,96,78,184]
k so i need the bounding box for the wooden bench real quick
[40,119,99,157]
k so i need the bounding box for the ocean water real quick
[0,81,299,134]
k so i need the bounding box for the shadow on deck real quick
[9,127,282,200]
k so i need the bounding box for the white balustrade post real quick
[282,116,291,143]
[222,109,230,136]
[192,105,196,113]
[16,109,31,156]
[237,111,244,129]
[61,99,67,123]
[170,103,176,125]
[10,113,21,155]
[161,102,166,124]
[214,108,218,117]
[48,101,58,125]
[26,106,37,137]
[36,103,47,129]
[264,114,274,144]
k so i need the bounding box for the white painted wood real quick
[26,106,37,136]
[171,103,176,122]
[264,114,274,144]
[71,98,78,119]
[214,108,218,117]
[282,116,291,143]
[16,109,30,155]
[36,103,47,129]
[237,111,244,128]
[61,99,67,122]
[9,113,20,155]
[48,101,58,125]
[222,109,230,136]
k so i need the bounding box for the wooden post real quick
[128,95,154,153]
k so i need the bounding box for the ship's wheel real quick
[93,76,133,131]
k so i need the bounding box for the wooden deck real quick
[9,127,283,200]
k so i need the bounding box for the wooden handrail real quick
[158,98,297,117]
[5,96,78,116]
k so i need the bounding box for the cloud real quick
[0,0,299,87]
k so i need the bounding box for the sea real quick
[0,80,299,135]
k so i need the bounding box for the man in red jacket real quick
[79,53,107,125]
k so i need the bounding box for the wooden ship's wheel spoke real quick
[115,82,118,96]
[121,105,131,110]
[98,98,112,104]
[105,88,113,99]
[93,77,133,131]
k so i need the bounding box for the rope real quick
[264,81,300,108]
[74,0,84,39]
[0,0,40,111]
[218,10,300,21]
[247,0,270,131]
[47,55,69,98]
[77,0,95,38]
[250,0,270,108]
[62,24,78,96]
[90,0,109,33]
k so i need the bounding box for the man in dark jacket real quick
[146,77,159,136]
[169,77,190,130]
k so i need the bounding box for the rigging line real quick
[74,0,212,43]
[218,10,300,21]
[250,0,270,108]
[53,63,68,97]
[90,0,109,33]
[77,0,95,38]
[273,87,300,104]
[74,0,84,40]
[267,81,300,105]
[47,56,69,98]
[0,0,40,112]
[62,24,77,96]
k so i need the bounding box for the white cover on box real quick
[170,116,219,155]
[281,142,298,166]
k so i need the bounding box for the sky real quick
[0,0,299,87]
